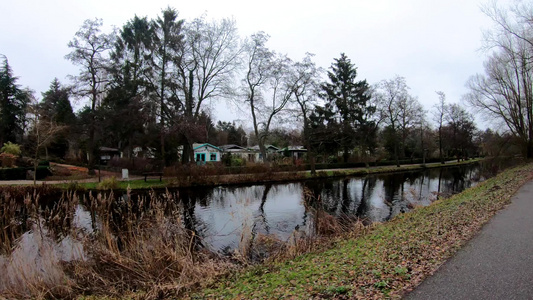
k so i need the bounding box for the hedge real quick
[0,167,51,180]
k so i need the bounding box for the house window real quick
[196,153,206,161]
[210,153,217,161]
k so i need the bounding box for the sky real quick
[0,0,499,128]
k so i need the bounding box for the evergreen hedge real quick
[0,167,51,180]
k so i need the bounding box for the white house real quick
[249,145,280,161]
[193,143,222,163]
[219,144,258,162]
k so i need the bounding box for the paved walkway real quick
[406,180,533,300]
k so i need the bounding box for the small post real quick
[122,169,129,180]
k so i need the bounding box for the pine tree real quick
[39,78,76,158]
[40,78,75,125]
[320,53,374,163]
[0,56,30,146]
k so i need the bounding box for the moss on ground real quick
[191,163,533,299]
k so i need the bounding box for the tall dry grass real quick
[1,185,371,299]
[232,187,370,265]
[0,188,236,299]
[67,190,236,298]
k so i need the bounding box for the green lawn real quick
[56,178,169,190]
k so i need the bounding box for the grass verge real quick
[51,159,481,191]
[55,179,169,190]
[191,162,533,299]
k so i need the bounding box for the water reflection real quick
[181,164,484,251]
[1,164,485,258]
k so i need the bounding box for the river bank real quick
[190,162,533,299]
[11,158,481,190]
[0,160,525,299]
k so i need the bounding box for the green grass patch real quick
[56,179,169,190]
[193,162,533,299]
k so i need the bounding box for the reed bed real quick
[0,184,370,299]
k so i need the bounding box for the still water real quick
[0,164,484,258]
[0,164,485,290]
[177,164,483,252]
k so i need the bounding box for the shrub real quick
[0,167,50,180]
[108,157,156,173]
[231,156,245,167]
[1,142,21,156]
[38,160,50,166]
[0,153,17,167]
[97,176,119,190]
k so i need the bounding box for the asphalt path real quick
[405,180,533,300]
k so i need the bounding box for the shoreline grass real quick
[190,162,533,299]
[49,159,481,191]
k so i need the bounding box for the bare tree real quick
[397,94,424,159]
[374,75,410,167]
[434,91,447,163]
[288,53,322,173]
[445,104,477,161]
[177,16,243,162]
[242,32,292,162]
[465,1,533,158]
[66,18,115,171]
[28,102,67,184]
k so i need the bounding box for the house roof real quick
[250,145,280,151]
[193,143,222,152]
[99,147,120,152]
[281,146,307,152]
[220,144,246,151]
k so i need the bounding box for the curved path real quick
[406,180,533,299]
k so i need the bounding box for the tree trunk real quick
[526,139,533,159]
[303,123,315,175]
[182,142,192,164]
[439,126,444,164]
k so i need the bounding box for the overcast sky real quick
[0,0,498,127]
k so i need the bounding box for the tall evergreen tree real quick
[39,78,76,158]
[0,56,30,146]
[40,78,75,125]
[147,7,184,165]
[104,15,153,157]
[320,53,374,163]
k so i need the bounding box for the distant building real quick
[193,143,222,164]
[219,144,257,162]
[249,145,280,161]
[99,147,121,164]
[280,146,307,160]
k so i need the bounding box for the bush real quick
[0,167,51,180]
[0,153,17,167]
[231,156,245,167]
[1,142,21,156]
[97,176,119,190]
[107,157,156,173]
[38,160,50,166]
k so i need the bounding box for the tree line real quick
[1,3,528,173]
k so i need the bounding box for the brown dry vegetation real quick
[0,189,237,299]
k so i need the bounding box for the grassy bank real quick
[191,162,533,299]
[56,159,481,191]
